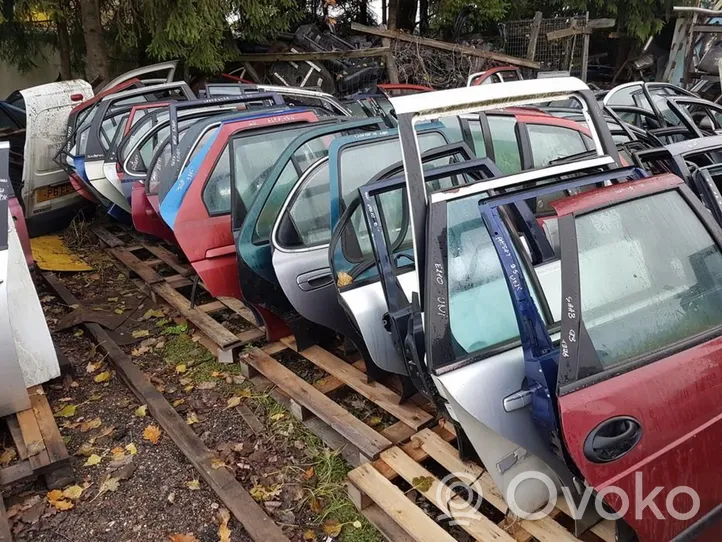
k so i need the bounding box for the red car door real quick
[172,111,321,339]
[553,175,722,541]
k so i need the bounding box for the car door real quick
[554,175,722,541]
[233,118,385,349]
[99,60,179,92]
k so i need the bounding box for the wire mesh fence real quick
[500,15,588,73]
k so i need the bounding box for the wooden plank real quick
[0,460,34,487]
[314,360,366,395]
[380,446,516,541]
[236,47,391,63]
[43,273,290,542]
[166,275,193,289]
[108,248,165,284]
[91,226,125,248]
[350,23,540,70]
[28,386,69,464]
[281,338,433,430]
[217,296,259,327]
[198,301,225,313]
[261,341,287,356]
[152,282,240,349]
[235,404,264,436]
[372,424,455,481]
[0,492,13,542]
[6,416,27,459]
[526,11,543,61]
[587,18,615,29]
[415,429,583,542]
[142,243,191,276]
[380,421,417,444]
[361,503,416,542]
[245,347,391,459]
[347,463,456,542]
[16,408,50,470]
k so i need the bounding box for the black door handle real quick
[583,416,642,464]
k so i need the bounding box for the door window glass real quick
[465,118,488,157]
[607,85,641,107]
[576,191,722,370]
[487,115,521,174]
[287,162,331,246]
[202,146,232,215]
[528,124,589,168]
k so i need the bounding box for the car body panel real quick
[99,60,178,93]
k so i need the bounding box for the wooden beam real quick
[0,495,12,542]
[546,19,615,42]
[527,12,543,61]
[43,273,290,542]
[581,12,590,82]
[236,47,391,63]
[351,23,539,70]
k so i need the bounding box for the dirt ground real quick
[1,231,380,542]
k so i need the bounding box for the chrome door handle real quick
[503,389,533,412]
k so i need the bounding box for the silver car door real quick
[100,60,179,92]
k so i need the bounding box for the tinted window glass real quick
[528,124,588,168]
[202,147,232,214]
[577,191,722,369]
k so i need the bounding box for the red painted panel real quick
[560,335,722,541]
[69,172,97,203]
[131,182,176,243]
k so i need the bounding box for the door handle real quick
[583,416,642,464]
[503,389,533,412]
[297,268,332,291]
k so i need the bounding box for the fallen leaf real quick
[225,396,241,409]
[196,381,216,390]
[95,426,115,440]
[114,308,124,315]
[352,520,362,529]
[140,308,165,320]
[131,346,150,356]
[236,388,252,398]
[302,466,315,480]
[336,271,353,287]
[179,377,192,386]
[412,476,433,493]
[172,399,185,407]
[303,530,316,541]
[84,454,102,467]
[367,416,382,427]
[107,297,118,302]
[217,508,231,542]
[132,329,150,338]
[73,329,84,337]
[62,485,84,500]
[143,425,162,444]
[88,392,102,401]
[48,498,74,511]
[186,479,201,491]
[168,534,199,542]
[134,405,148,417]
[123,444,137,456]
[269,413,285,421]
[250,483,282,501]
[175,364,187,374]
[186,412,199,425]
[80,417,102,432]
[91,475,120,502]
[0,448,17,466]
[322,519,343,538]
[111,449,125,461]
[94,371,111,383]
[75,442,94,457]
[309,495,323,513]
[210,458,226,470]
[167,491,176,504]
[86,361,100,373]
[46,490,63,501]
[54,404,77,418]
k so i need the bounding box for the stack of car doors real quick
[335,78,722,541]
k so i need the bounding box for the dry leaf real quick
[80,417,102,432]
[336,272,353,287]
[46,490,63,501]
[111,448,125,461]
[131,346,150,356]
[186,479,201,491]
[114,308,124,315]
[309,495,323,513]
[0,448,17,466]
[132,329,150,338]
[168,535,200,542]
[84,454,102,467]
[143,425,162,444]
[91,475,120,503]
[269,413,285,421]
[303,529,316,541]
[302,466,315,481]
[48,498,74,511]
[172,399,185,407]
[175,364,187,374]
[141,309,165,320]
[134,405,148,417]
[366,416,382,427]
[94,371,111,383]
[186,412,199,425]
[62,485,84,500]
[76,442,94,457]
[210,458,226,470]
[86,361,100,373]
[225,396,241,409]
[250,483,282,501]
[412,476,433,493]
[54,404,77,418]
[178,377,192,386]
[125,443,137,455]
[196,381,216,390]
[95,426,115,439]
[218,508,231,542]
[236,388,252,398]
[322,519,343,538]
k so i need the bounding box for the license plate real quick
[36,183,75,203]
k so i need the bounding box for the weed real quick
[162,322,188,335]
[162,334,214,367]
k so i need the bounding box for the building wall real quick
[0,46,63,98]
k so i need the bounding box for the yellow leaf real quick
[91,475,120,502]
[84,454,102,467]
[225,396,241,409]
[250,483,282,501]
[175,364,187,374]
[75,442,94,457]
[303,530,316,541]
[186,479,201,491]
[132,329,150,338]
[62,485,84,500]
[172,399,185,407]
[352,520,362,529]
[46,489,63,501]
[186,412,199,425]
[94,371,111,383]
[143,425,162,444]
[269,413,285,421]
[125,443,137,455]
[236,388,252,398]
[302,466,315,480]
[134,404,148,417]
[210,458,226,470]
[0,448,17,466]
[49,499,74,511]
[54,404,77,418]
[309,495,323,513]
[412,476,433,493]
[114,308,124,315]
[86,361,100,373]
[367,416,382,427]
[168,535,200,542]
[336,271,353,287]
[140,308,165,320]
[73,329,84,337]
[79,417,102,432]
[322,519,343,538]
[218,508,231,542]
[107,297,118,302]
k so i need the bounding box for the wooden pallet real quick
[92,224,435,464]
[347,425,617,542]
[1,385,72,489]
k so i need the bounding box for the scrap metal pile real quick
[7,53,722,540]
